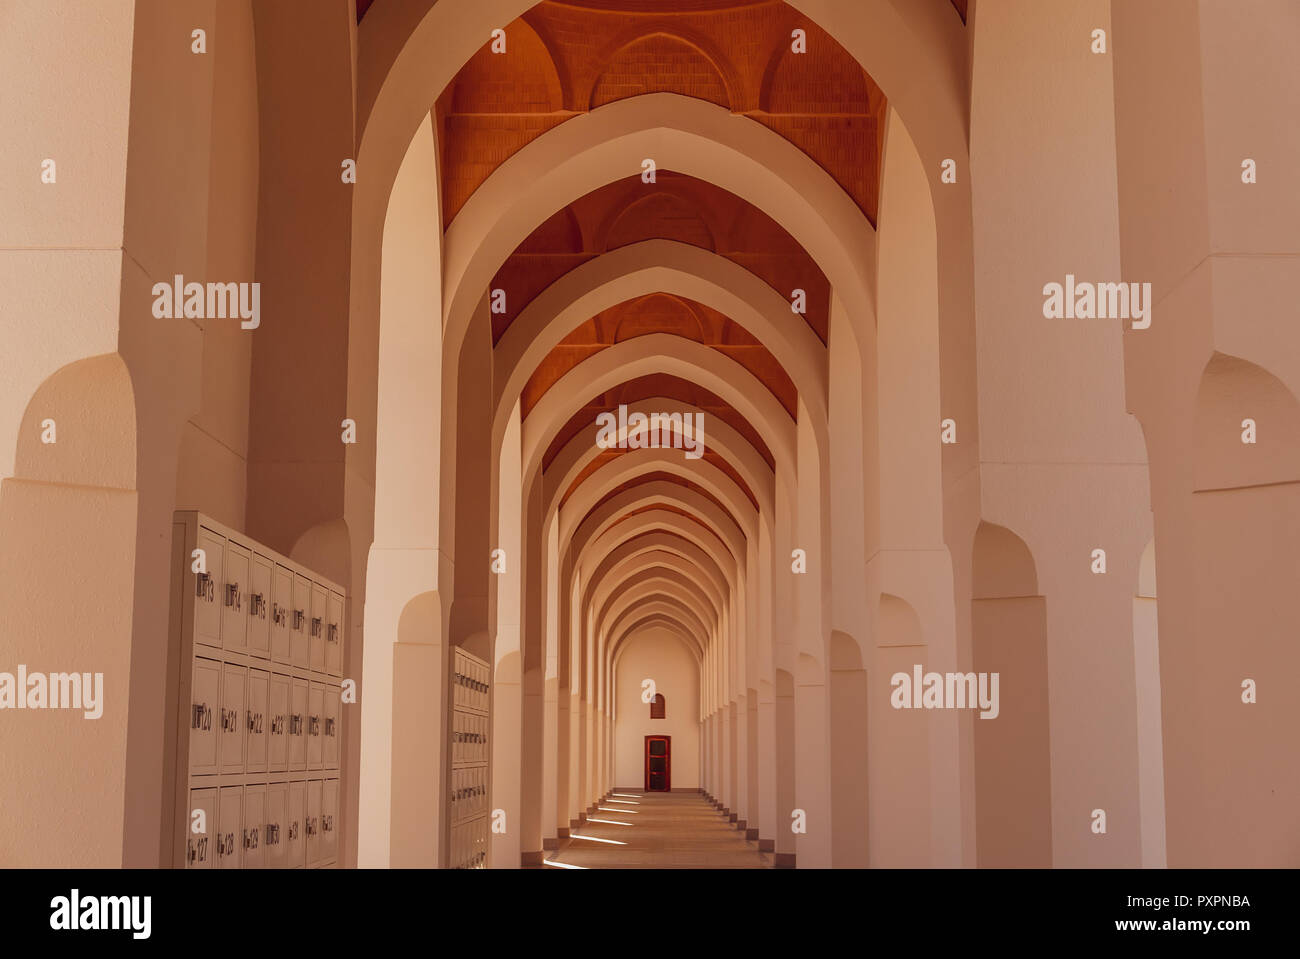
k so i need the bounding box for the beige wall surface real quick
[614,628,701,789]
[3,0,1300,872]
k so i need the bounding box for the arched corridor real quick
[3,0,1299,881]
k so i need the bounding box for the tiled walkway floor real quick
[544,791,772,869]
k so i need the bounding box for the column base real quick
[521,850,544,868]
[758,838,775,853]
[728,813,738,823]
[774,852,796,869]
[543,838,558,851]
[745,828,759,841]
[558,827,570,839]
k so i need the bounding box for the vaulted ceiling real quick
[492,171,830,347]
[354,0,960,659]
[435,0,888,228]
[357,0,970,30]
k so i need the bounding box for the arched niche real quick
[870,593,930,866]
[970,521,1051,867]
[1132,538,1165,867]
[0,353,138,866]
[389,590,450,868]
[1180,352,1300,865]
[1194,351,1300,492]
[829,628,868,867]
[591,33,733,111]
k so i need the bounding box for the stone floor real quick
[544,791,772,869]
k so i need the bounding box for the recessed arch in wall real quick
[970,521,1051,867]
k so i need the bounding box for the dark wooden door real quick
[645,735,671,791]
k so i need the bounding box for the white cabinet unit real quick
[219,663,246,775]
[186,788,217,869]
[324,684,340,770]
[307,682,324,771]
[247,668,269,775]
[305,778,322,868]
[222,541,250,654]
[243,784,266,869]
[169,512,346,870]
[189,657,221,776]
[193,529,224,652]
[217,786,243,869]
[248,552,272,659]
[290,573,311,668]
[449,646,490,869]
[326,591,344,677]
[309,582,328,673]
[268,673,289,773]
[265,782,288,869]
[270,564,292,663]
[286,779,306,868]
[289,678,308,772]
[322,778,339,863]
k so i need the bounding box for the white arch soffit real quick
[588,550,727,631]
[545,492,741,637]
[441,93,876,351]
[579,531,732,628]
[571,483,744,571]
[491,239,828,429]
[593,566,722,644]
[612,613,708,669]
[599,586,715,662]
[612,615,706,669]
[558,447,760,551]
[580,519,733,606]
[599,573,720,639]
[539,394,777,521]
[597,570,720,639]
[602,596,712,664]
[583,528,732,602]
[523,333,795,481]
[564,457,759,563]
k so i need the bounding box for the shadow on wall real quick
[0,353,138,866]
[971,521,1051,868]
[1175,351,1300,866]
[871,593,929,866]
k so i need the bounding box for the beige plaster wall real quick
[614,628,701,789]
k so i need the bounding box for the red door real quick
[645,735,671,791]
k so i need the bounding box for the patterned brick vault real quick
[501,167,809,507]
[435,0,888,228]
[492,171,830,346]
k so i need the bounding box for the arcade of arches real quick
[3,0,1299,869]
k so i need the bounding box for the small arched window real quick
[650,693,666,719]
